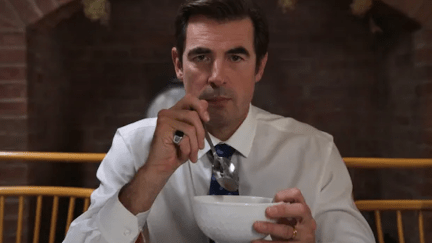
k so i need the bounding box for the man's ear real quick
[172,47,184,81]
[255,52,268,83]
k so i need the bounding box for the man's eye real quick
[194,55,208,62]
[230,55,243,62]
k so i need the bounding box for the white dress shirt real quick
[64,105,375,243]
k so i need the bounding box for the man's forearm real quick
[119,163,172,215]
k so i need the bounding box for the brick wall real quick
[52,0,179,188]
[0,1,79,242]
[0,0,432,242]
[377,27,432,242]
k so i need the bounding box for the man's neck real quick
[206,113,248,142]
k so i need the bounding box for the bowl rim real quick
[193,195,281,207]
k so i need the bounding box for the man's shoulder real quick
[252,106,333,141]
[117,117,158,138]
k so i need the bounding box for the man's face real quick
[172,15,267,128]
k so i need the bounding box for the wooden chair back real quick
[355,200,432,243]
[2,152,432,242]
[0,186,93,243]
[345,157,432,243]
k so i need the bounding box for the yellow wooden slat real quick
[83,198,90,213]
[1,152,432,168]
[16,196,24,243]
[0,186,93,243]
[396,210,405,243]
[374,210,384,243]
[0,152,104,163]
[49,196,59,243]
[344,158,432,168]
[355,200,432,211]
[33,196,42,243]
[419,211,425,243]
[65,197,76,235]
[0,186,94,198]
[0,196,4,243]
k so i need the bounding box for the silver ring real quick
[173,130,184,145]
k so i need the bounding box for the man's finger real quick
[273,188,306,204]
[253,221,295,240]
[169,122,199,163]
[173,110,206,150]
[173,94,210,122]
[176,135,191,162]
[266,202,311,222]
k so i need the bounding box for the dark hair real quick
[175,0,269,71]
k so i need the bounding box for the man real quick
[64,0,375,242]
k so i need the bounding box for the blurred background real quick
[0,0,431,242]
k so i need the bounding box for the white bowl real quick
[193,195,279,243]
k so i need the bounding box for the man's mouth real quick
[206,96,231,105]
[207,97,230,102]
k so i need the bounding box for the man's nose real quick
[208,60,226,87]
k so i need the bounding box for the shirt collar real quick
[197,104,257,159]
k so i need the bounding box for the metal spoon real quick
[203,125,239,192]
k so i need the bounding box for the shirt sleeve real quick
[314,144,376,243]
[63,130,150,243]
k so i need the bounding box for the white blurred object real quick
[146,86,186,118]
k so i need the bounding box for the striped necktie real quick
[208,143,238,243]
[208,143,239,195]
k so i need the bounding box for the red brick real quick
[104,115,140,127]
[0,1,15,20]
[1,213,29,242]
[0,18,19,29]
[414,66,432,81]
[426,14,432,30]
[3,218,18,240]
[92,128,116,142]
[422,108,432,129]
[0,118,27,134]
[0,101,27,116]
[0,32,25,46]
[35,0,58,15]
[0,66,26,80]
[57,0,74,5]
[416,48,432,64]
[9,0,42,25]
[413,0,432,24]
[395,115,411,126]
[423,130,432,145]
[0,83,26,99]
[2,199,29,220]
[402,0,424,19]
[301,98,356,113]
[392,84,416,98]
[309,86,348,99]
[0,1,24,27]
[0,49,26,64]
[0,163,29,184]
[415,82,432,97]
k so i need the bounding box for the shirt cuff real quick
[97,191,151,243]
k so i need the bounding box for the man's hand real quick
[119,94,209,215]
[145,94,210,175]
[252,188,316,242]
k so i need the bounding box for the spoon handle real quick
[203,124,217,156]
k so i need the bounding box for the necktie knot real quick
[214,143,235,158]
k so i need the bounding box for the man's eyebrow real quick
[187,47,212,57]
[227,47,250,57]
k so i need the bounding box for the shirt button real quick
[124,229,131,236]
